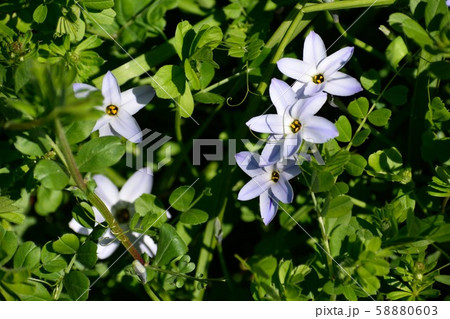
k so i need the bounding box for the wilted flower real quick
[236,151,301,225]
[69,168,158,259]
[246,79,338,165]
[277,31,362,97]
[73,71,155,143]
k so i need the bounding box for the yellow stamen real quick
[312,74,324,84]
[106,105,119,116]
[271,171,280,183]
[290,119,301,133]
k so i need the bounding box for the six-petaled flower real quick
[69,168,158,259]
[73,71,155,143]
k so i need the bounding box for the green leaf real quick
[153,224,188,266]
[424,0,447,29]
[435,275,450,285]
[193,92,225,104]
[389,13,433,48]
[63,120,97,144]
[77,241,97,268]
[387,291,412,300]
[386,36,408,69]
[33,4,48,24]
[82,0,114,10]
[13,130,51,156]
[53,234,80,255]
[35,186,63,216]
[348,97,369,119]
[345,154,367,176]
[352,129,371,147]
[134,194,168,228]
[169,186,195,212]
[335,115,352,142]
[13,242,40,269]
[326,195,353,218]
[383,85,408,106]
[368,109,391,126]
[0,225,18,266]
[179,82,194,118]
[195,26,223,50]
[41,242,67,272]
[311,170,335,193]
[174,21,194,60]
[360,71,380,95]
[429,224,450,243]
[72,202,96,229]
[180,209,209,225]
[34,160,69,190]
[184,59,201,90]
[76,136,125,172]
[151,65,186,99]
[64,271,89,301]
[0,197,24,224]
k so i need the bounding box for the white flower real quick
[73,71,155,143]
[235,151,301,225]
[69,168,158,260]
[246,79,338,165]
[277,31,362,97]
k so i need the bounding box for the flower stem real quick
[54,118,145,265]
[143,283,160,301]
[302,0,397,13]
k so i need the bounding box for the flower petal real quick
[246,114,286,135]
[93,175,119,210]
[119,167,153,203]
[130,232,157,257]
[110,110,143,143]
[102,71,122,107]
[303,81,325,96]
[97,230,120,259]
[238,173,273,201]
[302,116,338,143]
[92,207,106,224]
[98,123,114,137]
[277,58,314,82]
[318,47,354,77]
[281,133,302,158]
[303,31,327,66]
[121,85,155,115]
[324,72,363,96]
[270,176,294,204]
[290,93,328,120]
[235,151,265,177]
[73,83,98,98]
[68,218,92,236]
[260,135,283,166]
[280,161,301,181]
[269,78,297,115]
[259,191,278,226]
[92,115,111,132]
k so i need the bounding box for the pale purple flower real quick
[246,78,338,165]
[69,168,158,259]
[73,71,155,143]
[236,151,301,225]
[277,31,362,97]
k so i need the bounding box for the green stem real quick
[143,283,160,301]
[199,69,252,94]
[145,264,225,283]
[302,0,397,13]
[349,195,376,212]
[54,118,145,265]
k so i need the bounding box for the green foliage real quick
[153,224,188,266]
[76,136,125,172]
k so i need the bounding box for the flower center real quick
[271,171,280,183]
[106,105,119,116]
[290,119,301,133]
[116,208,130,223]
[312,74,324,84]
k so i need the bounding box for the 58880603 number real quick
[376,306,437,316]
